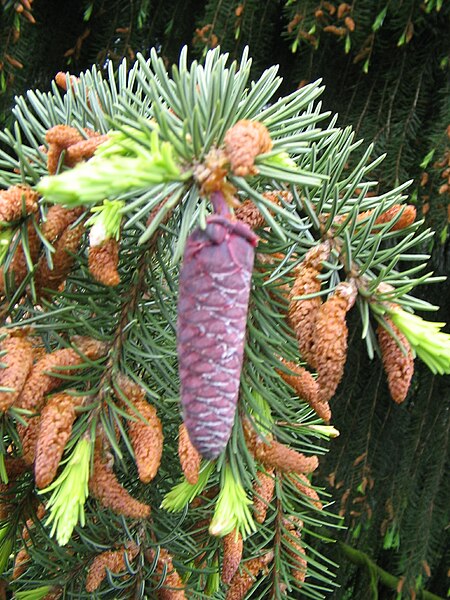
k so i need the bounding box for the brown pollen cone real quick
[377,319,414,403]
[288,473,323,510]
[312,281,357,403]
[45,125,101,174]
[89,443,151,518]
[0,335,34,412]
[374,204,417,231]
[88,239,120,286]
[0,185,39,223]
[224,120,272,177]
[225,551,274,600]
[178,423,201,485]
[244,420,319,474]
[12,547,30,579]
[222,529,243,584]
[278,359,331,422]
[54,71,80,91]
[283,528,307,585]
[0,221,42,294]
[288,242,331,367]
[85,545,139,593]
[154,548,186,599]
[65,135,109,168]
[127,397,163,483]
[34,392,83,489]
[252,469,275,524]
[234,190,292,230]
[41,206,84,244]
[115,375,163,483]
[35,222,84,295]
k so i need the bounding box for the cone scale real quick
[177,192,258,459]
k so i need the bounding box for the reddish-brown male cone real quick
[177,195,258,460]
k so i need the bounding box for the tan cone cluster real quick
[377,318,414,403]
[114,374,163,484]
[222,529,243,584]
[0,189,84,298]
[225,551,274,600]
[88,239,120,286]
[0,185,39,223]
[14,337,107,465]
[178,423,201,485]
[85,544,139,592]
[252,469,275,524]
[224,120,272,177]
[89,440,151,519]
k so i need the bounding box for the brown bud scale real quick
[244,420,319,474]
[234,190,292,230]
[0,221,42,294]
[289,473,323,510]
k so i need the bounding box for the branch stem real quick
[339,542,444,600]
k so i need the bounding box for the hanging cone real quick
[252,469,275,524]
[177,214,258,459]
[377,318,414,403]
[288,242,331,367]
[178,423,201,485]
[85,545,139,592]
[312,281,357,402]
[222,529,243,584]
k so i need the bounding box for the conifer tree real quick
[0,2,449,599]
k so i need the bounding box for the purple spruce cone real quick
[177,214,258,459]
